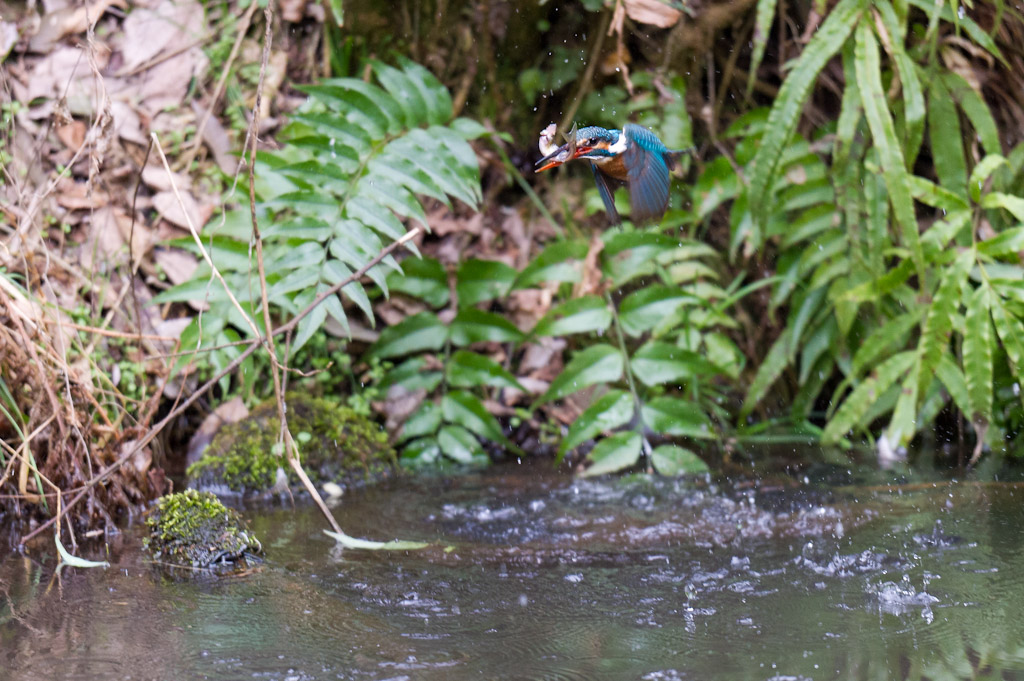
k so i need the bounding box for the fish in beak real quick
[535,122,584,172]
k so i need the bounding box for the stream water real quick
[2,460,1023,680]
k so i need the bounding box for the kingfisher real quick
[535,123,687,224]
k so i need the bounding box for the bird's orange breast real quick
[595,154,629,181]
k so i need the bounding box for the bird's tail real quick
[665,146,696,171]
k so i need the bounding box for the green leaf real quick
[927,77,968,200]
[291,287,328,353]
[963,285,993,421]
[397,56,454,125]
[905,0,1005,63]
[558,390,634,460]
[968,154,1008,204]
[455,259,517,307]
[935,353,970,417]
[641,396,714,438]
[442,391,518,451]
[581,431,643,477]
[535,344,624,405]
[886,358,921,446]
[388,257,449,307]
[741,328,792,417]
[382,357,443,393]
[855,22,924,277]
[437,424,484,463]
[55,534,109,568]
[980,193,1024,223]
[600,232,709,286]
[531,296,611,337]
[876,0,924,162]
[371,59,430,128]
[446,350,524,391]
[399,401,442,442]
[749,0,863,228]
[822,350,916,444]
[918,249,973,382]
[747,0,779,97]
[515,240,588,288]
[449,308,525,345]
[400,437,441,464]
[618,286,695,337]
[651,445,709,476]
[839,258,914,303]
[850,309,922,377]
[630,342,714,387]
[324,529,430,551]
[367,312,447,359]
[941,72,1002,156]
[990,293,1024,373]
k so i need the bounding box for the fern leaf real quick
[855,21,924,278]
[918,248,973,382]
[397,56,454,125]
[749,0,864,231]
[747,0,779,97]
[990,292,1024,374]
[371,59,430,128]
[741,327,793,417]
[822,350,916,444]
[851,308,922,377]
[935,352,970,417]
[963,285,993,421]
[927,77,968,201]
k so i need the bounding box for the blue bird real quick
[535,123,687,224]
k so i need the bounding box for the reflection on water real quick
[3,463,1024,680]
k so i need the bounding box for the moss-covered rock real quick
[144,490,262,568]
[186,393,395,495]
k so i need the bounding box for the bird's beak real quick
[534,143,592,172]
[535,144,570,172]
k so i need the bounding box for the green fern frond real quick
[158,60,484,373]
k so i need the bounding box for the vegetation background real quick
[1,0,1023,543]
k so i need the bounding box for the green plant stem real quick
[606,291,650,461]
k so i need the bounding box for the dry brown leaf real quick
[191,100,235,174]
[28,0,127,53]
[141,163,190,192]
[185,397,249,466]
[153,247,198,285]
[135,47,208,112]
[55,119,86,151]
[117,0,205,74]
[374,385,427,434]
[56,179,110,210]
[624,0,682,28]
[507,288,553,331]
[519,337,566,377]
[1,21,19,58]
[25,45,111,116]
[110,100,147,145]
[573,233,606,298]
[280,0,308,22]
[259,50,289,120]
[152,189,204,231]
[429,206,483,237]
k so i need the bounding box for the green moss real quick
[143,490,262,568]
[187,393,395,494]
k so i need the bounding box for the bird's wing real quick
[590,162,622,225]
[622,124,671,223]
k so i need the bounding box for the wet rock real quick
[143,489,262,568]
[186,393,395,496]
